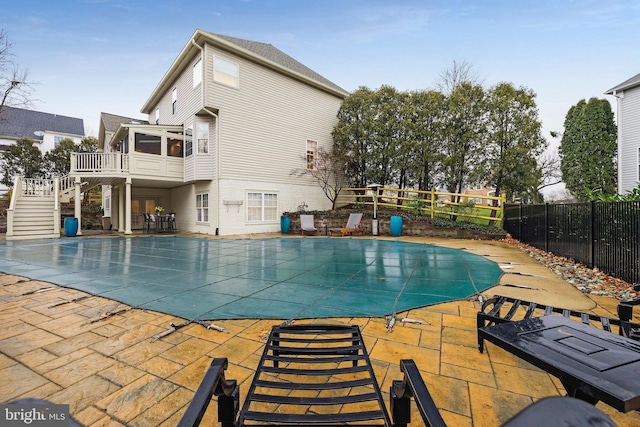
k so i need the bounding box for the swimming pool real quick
[0,236,503,322]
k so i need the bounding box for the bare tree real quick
[291,147,349,210]
[0,30,35,114]
[436,60,482,95]
[537,147,563,192]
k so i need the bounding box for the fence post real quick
[544,203,549,252]
[430,188,435,218]
[589,201,595,268]
[518,201,522,240]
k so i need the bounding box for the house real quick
[462,182,497,205]
[0,106,84,193]
[68,29,348,237]
[606,72,640,194]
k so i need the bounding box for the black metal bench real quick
[477,295,640,353]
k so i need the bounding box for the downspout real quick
[192,36,221,235]
[611,90,623,194]
[202,108,221,235]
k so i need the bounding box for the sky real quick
[2,0,640,192]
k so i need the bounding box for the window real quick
[172,88,177,114]
[193,58,202,88]
[476,183,482,190]
[134,133,161,155]
[196,193,209,223]
[155,108,160,124]
[104,196,111,217]
[54,136,64,147]
[247,192,278,222]
[196,122,209,154]
[306,139,317,169]
[168,138,183,157]
[185,127,193,157]
[214,55,239,88]
[638,147,640,181]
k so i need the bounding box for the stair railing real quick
[53,176,61,232]
[59,174,73,196]
[22,177,56,197]
[5,176,20,238]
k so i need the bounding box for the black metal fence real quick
[504,201,640,285]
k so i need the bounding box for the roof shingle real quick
[0,106,84,141]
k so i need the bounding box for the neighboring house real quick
[606,72,640,194]
[0,106,84,193]
[462,182,496,205]
[72,29,348,236]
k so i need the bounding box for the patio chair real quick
[178,324,617,427]
[142,213,155,233]
[328,213,364,237]
[477,295,640,353]
[300,214,317,235]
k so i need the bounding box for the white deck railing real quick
[21,177,56,197]
[71,152,129,173]
[59,174,73,195]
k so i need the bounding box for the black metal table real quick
[478,315,640,413]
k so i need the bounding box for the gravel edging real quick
[505,236,639,301]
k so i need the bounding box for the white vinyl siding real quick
[247,192,277,222]
[149,56,203,127]
[618,88,640,193]
[203,43,344,185]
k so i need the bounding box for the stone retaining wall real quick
[284,213,506,240]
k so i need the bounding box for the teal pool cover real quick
[0,237,503,321]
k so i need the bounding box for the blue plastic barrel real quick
[280,216,290,234]
[390,216,402,237]
[64,217,78,237]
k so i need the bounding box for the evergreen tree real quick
[44,138,79,177]
[0,138,44,186]
[484,83,546,201]
[439,82,486,199]
[559,98,617,201]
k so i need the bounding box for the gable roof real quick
[0,106,84,142]
[606,72,640,94]
[100,112,148,134]
[210,32,347,94]
[141,29,348,114]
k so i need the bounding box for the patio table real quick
[155,214,174,232]
[478,315,640,412]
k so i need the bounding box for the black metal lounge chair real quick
[477,295,640,353]
[177,323,618,427]
[178,324,445,427]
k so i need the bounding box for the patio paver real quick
[1,235,639,426]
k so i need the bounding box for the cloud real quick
[337,4,446,44]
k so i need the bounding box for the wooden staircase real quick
[6,176,62,241]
